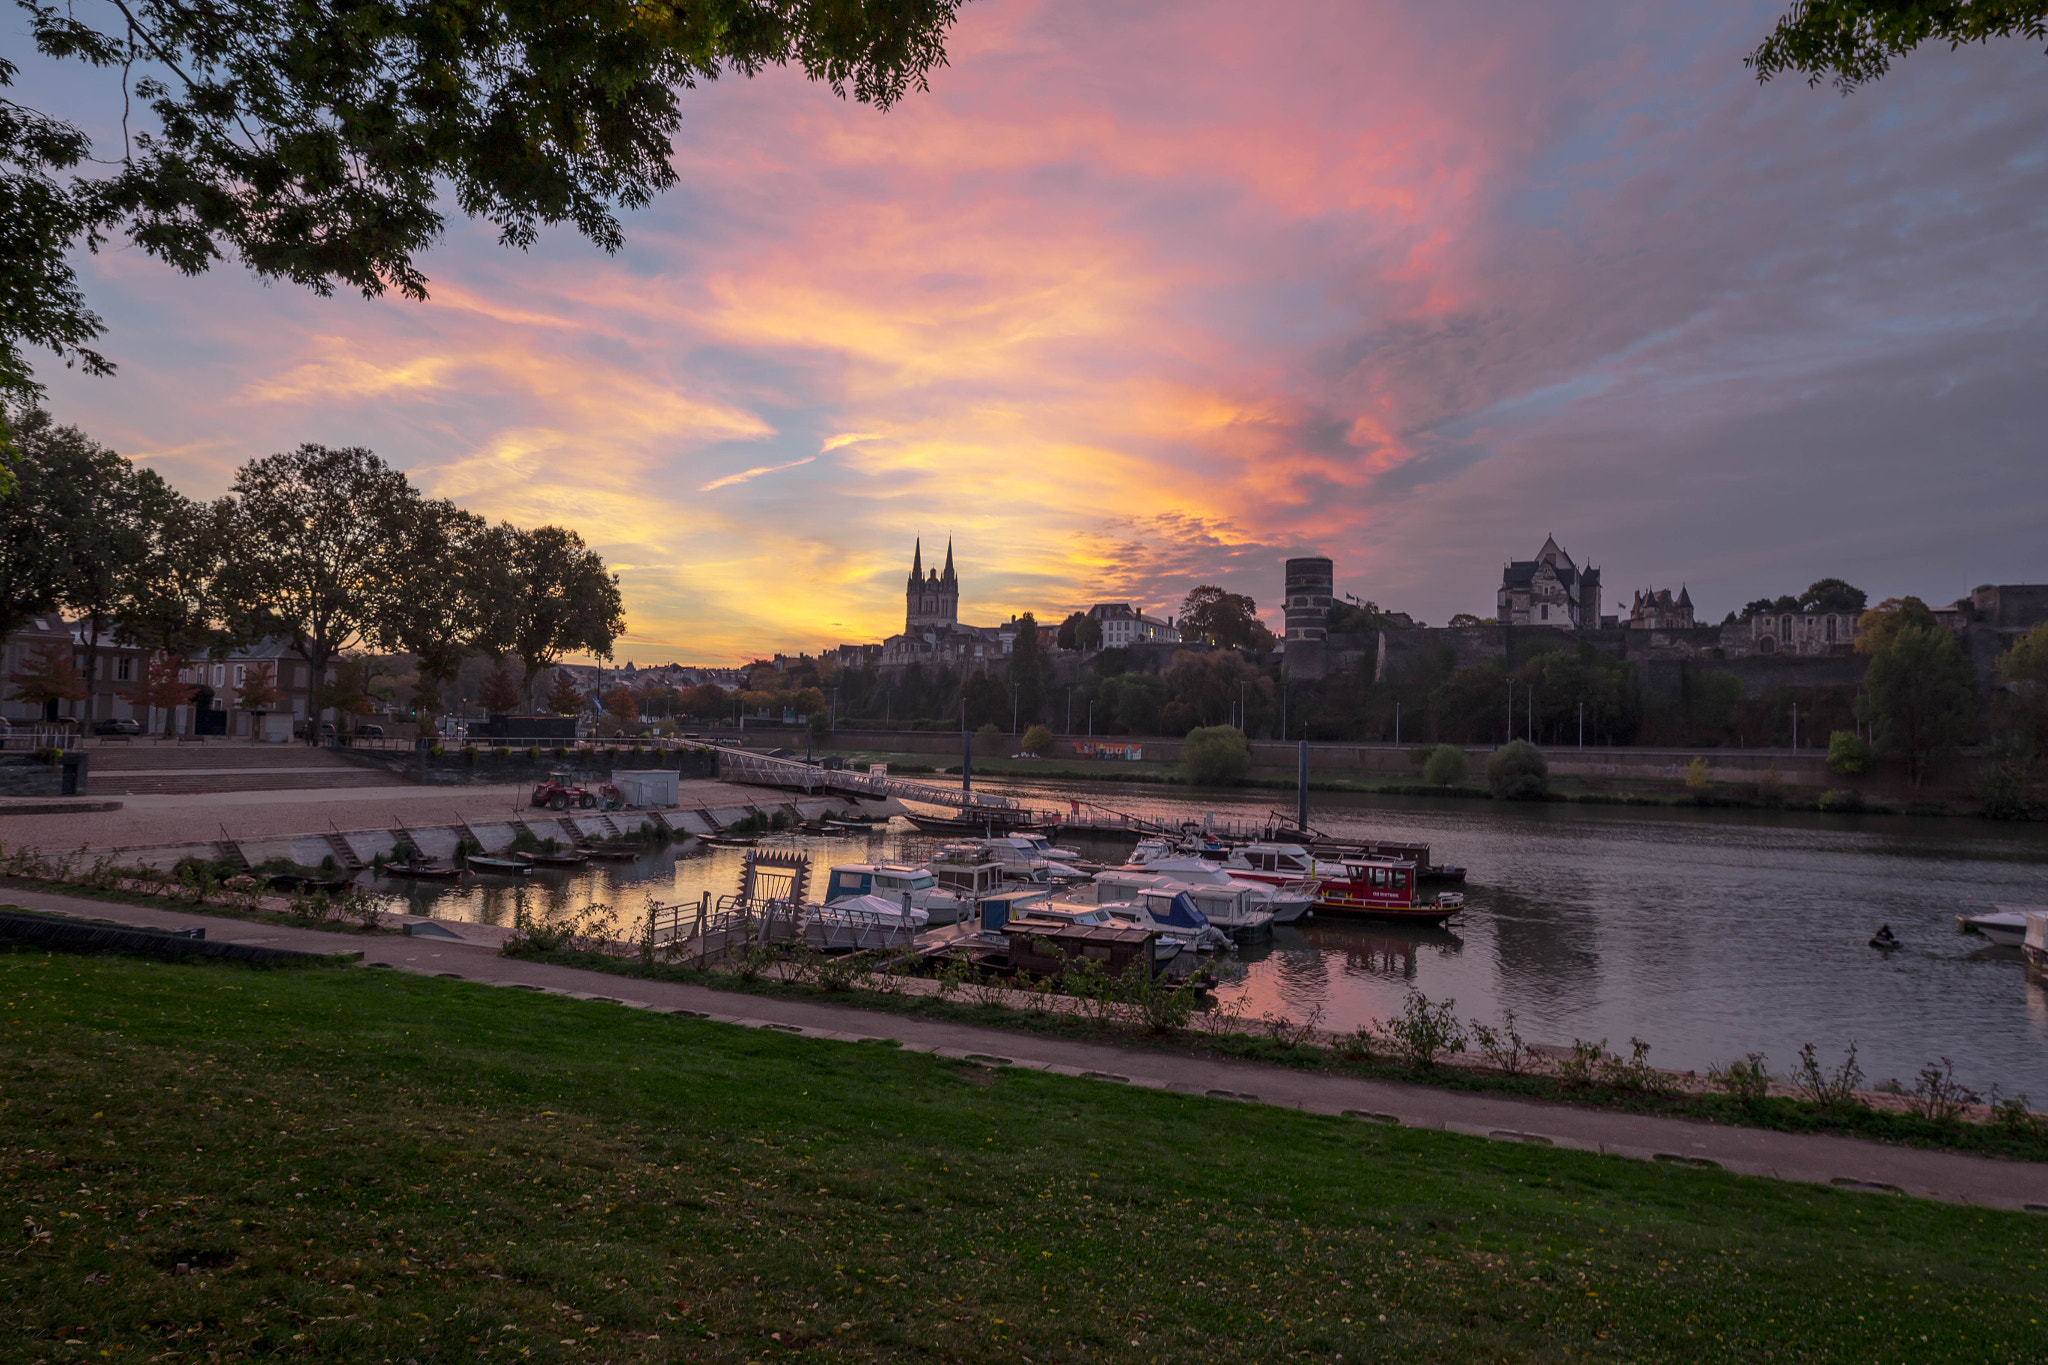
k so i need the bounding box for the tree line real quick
[0,410,623,730]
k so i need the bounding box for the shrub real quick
[1020,724,1053,756]
[975,722,1003,745]
[1180,725,1252,786]
[493,746,511,760]
[1794,1042,1866,1113]
[1757,761,1784,807]
[1817,788,1866,813]
[1908,1058,1978,1124]
[1979,737,2040,821]
[1683,755,1711,795]
[1384,992,1466,1069]
[1486,739,1548,800]
[1708,1053,1771,1108]
[1554,1038,1607,1088]
[1421,744,1467,787]
[1826,730,1874,777]
[1469,1011,1530,1075]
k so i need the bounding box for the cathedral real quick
[905,538,959,631]
[877,539,1014,669]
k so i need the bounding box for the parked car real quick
[92,717,141,735]
[355,723,386,738]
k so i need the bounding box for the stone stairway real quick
[85,743,407,796]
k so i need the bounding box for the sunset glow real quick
[23,0,2048,662]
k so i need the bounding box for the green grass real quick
[5,952,2046,1364]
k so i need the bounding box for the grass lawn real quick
[4,951,2044,1364]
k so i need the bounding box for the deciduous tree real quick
[1799,578,1867,615]
[1178,585,1274,652]
[1057,612,1102,651]
[477,664,522,716]
[7,638,83,719]
[236,662,281,738]
[1748,2,2048,92]
[545,671,586,717]
[504,526,626,707]
[121,653,194,737]
[218,445,420,706]
[1860,621,1975,787]
[1854,596,1938,657]
[1180,725,1252,785]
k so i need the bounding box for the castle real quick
[872,539,1015,669]
[1498,536,1603,629]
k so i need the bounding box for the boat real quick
[823,862,971,927]
[1091,888,1234,952]
[516,849,590,868]
[902,808,1049,836]
[1310,857,1464,922]
[807,893,929,951]
[1958,911,2031,947]
[1089,871,1277,939]
[381,861,465,881]
[1008,902,1190,966]
[1100,856,1312,924]
[933,837,1091,886]
[583,845,643,861]
[461,855,530,875]
[704,834,759,847]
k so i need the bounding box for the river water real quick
[367,777,2048,1099]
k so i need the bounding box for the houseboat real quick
[1311,857,1465,922]
[823,862,970,926]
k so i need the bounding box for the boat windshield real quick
[905,873,936,891]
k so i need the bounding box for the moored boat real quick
[382,861,465,881]
[1311,857,1464,922]
[462,855,530,875]
[517,849,590,868]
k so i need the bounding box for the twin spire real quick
[907,537,956,587]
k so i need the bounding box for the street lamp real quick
[1087,699,1094,738]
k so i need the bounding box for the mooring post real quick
[1297,739,1308,834]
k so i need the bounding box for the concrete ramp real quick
[468,821,517,853]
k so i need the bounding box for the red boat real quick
[1312,857,1464,922]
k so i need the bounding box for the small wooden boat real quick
[462,855,530,875]
[268,872,360,892]
[516,850,589,868]
[704,835,758,847]
[584,845,642,861]
[383,862,465,881]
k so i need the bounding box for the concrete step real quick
[92,770,407,796]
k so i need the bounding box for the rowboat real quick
[516,850,589,868]
[382,862,465,881]
[462,855,529,875]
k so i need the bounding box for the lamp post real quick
[1012,683,1019,736]
[1066,687,1073,734]
[1394,700,1401,747]
[1578,701,1584,749]
[1087,700,1094,738]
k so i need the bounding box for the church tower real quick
[905,538,960,632]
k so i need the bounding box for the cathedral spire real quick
[909,538,923,587]
[942,538,955,584]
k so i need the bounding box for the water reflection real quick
[361,776,2048,1096]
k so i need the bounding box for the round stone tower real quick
[1284,557,1334,641]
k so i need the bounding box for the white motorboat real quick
[1959,910,2032,947]
[824,862,968,925]
[1090,872,1275,939]
[935,837,1092,885]
[1096,860,1308,925]
[807,893,929,952]
[1100,889,1235,952]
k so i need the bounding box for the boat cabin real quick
[931,859,1006,898]
[1005,921,1158,979]
[1224,843,1317,877]
[823,863,939,903]
[1349,839,1431,868]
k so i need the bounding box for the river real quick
[366,775,2048,1099]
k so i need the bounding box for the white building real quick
[1087,603,1177,647]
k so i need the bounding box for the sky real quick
[18,0,2048,664]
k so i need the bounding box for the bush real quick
[1020,724,1053,756]
[1794,1042,1866,1113]
[1179,725,1252,786]
[1384,992,1466,1069]
[1980,737,2040,821]
[1485,739,1548,799]
[1826,730,1872,777]
[1421,744,1467,787]
[1708,1053,1771,1109]
[1817,788,1866,813]
[1683,755,1712,800]
[975,722,1003,746]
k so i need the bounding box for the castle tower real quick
[1283,557,1334,641]
[905,538,960,632]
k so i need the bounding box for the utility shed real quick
[1006,922,1157,978]
[611,770,679,808]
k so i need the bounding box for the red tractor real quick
[531,773,598,811]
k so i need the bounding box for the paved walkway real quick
[9,885,2047,1214]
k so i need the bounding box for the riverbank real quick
[7,948,2044,1363]
[820,746,1989,817]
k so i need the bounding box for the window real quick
[1825,615,1836,642]
[234,664,247,687]
[1779,616,1792,642]
[213,664,226,686]
[116,657,132,682]
[1540,605,1549,620]
[1759,636,1774,654]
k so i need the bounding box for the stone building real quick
[1283,557,1335,642]
[1498,536,1603,629]
[878,539,1013,670]
[1626,586,1694,630]
[1723,607,1860,658]
[1087,602,1177,646]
